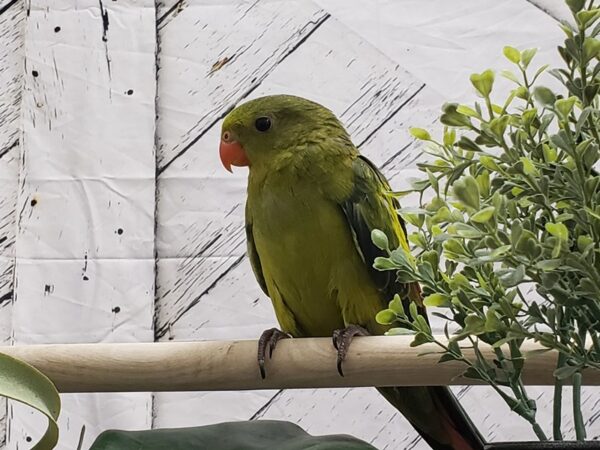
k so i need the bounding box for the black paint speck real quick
[44,284,53,295]
[54,26,61,33]
[32,70,39,77]
[112,306,120,313]
[117,228,123,235]
[83,275,89,281]
[98,0,109,42]
[30,198,37,207]
[126,89,133,96]
[26,437,32,443]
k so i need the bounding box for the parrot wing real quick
[340,155,484,450]
[245,205,268,296]
[339,155,419,307]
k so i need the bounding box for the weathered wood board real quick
[0,0,25,446]
[7,1,157,448]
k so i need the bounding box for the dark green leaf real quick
[90,421,378,450]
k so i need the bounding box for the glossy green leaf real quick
[520,48,538,68]
[376,309,397,325]
[470,69,495,97]
[90,421,378,450]
[503,46,521,64]
[423,293,451,307]
[0,352,61,450]
[409,127,431,141]
[545,222,569,242]
[453,176,480,210]
[371,229,389,251]
[470,206,496,224]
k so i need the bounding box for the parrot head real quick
[219,95,350,172]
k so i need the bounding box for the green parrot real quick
[219,95,484,450]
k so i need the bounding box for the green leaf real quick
[423,293,451,307]
[410,332,431,347]
[371,229,389,251]
[386,327,415,336]
[489,115,510,139]
[456,105,480,118]
[577,235,594,252]
[440,103,473,128]
[520,48,538,68]
[470,206,496,224]
[438,353,458,363]
[409,127,431,141]
[90,421,378,450]
[503,46,521,64]
[389,294,406,316]
[543,144,557,163]
[484,309,503,332]
[519,156,538,176]
[464,315,486,334]
[554,96,578,119]
[554,365,579,380]
[533,86,556,106]
[376,309,397,325]
[409,232,427,248]
[373,257,397,271]
[470,69,495,97]
[451,223,484,239]
[409,302,419,321]
[521,108,538,126]
[479,155,500,171]
[500,69,520,84]
[535,259,562,271]
[403,212,425,228]
[453,175,480,210]
[0,352,61,450]
[443,128,456,146]
[457,136,483,152]
[545,222,569,242]
[499,265,526,287]
[576,9,600,28]
[566,0,585,13]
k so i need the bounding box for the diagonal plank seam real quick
[156,12,331,176]
[0,0,18,16]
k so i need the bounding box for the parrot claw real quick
[257,328,291,379]
[332,324,370,377]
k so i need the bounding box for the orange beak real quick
[219,136,250,173]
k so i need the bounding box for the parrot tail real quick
[376,386,485,450]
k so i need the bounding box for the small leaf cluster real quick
[373,1,600,440]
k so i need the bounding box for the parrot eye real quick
[254,117,272,132]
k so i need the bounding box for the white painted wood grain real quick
[155,0,329,172]
[9,1,156,448]
[0,0,25,446]
[314,0,566,103]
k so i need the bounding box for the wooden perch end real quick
[1,336,597,393]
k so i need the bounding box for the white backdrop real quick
[0,0,598,449]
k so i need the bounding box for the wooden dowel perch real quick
[1,336,598,393]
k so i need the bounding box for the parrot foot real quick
[258,328,291,379]
[332,324,370,377]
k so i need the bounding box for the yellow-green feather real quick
[226,95,482,450]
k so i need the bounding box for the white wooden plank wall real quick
[0,0,25,446]
[6,1,157,448]
[0,0,598,449]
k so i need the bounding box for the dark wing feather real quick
[245,215,268,296]
[339,155,418,306]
